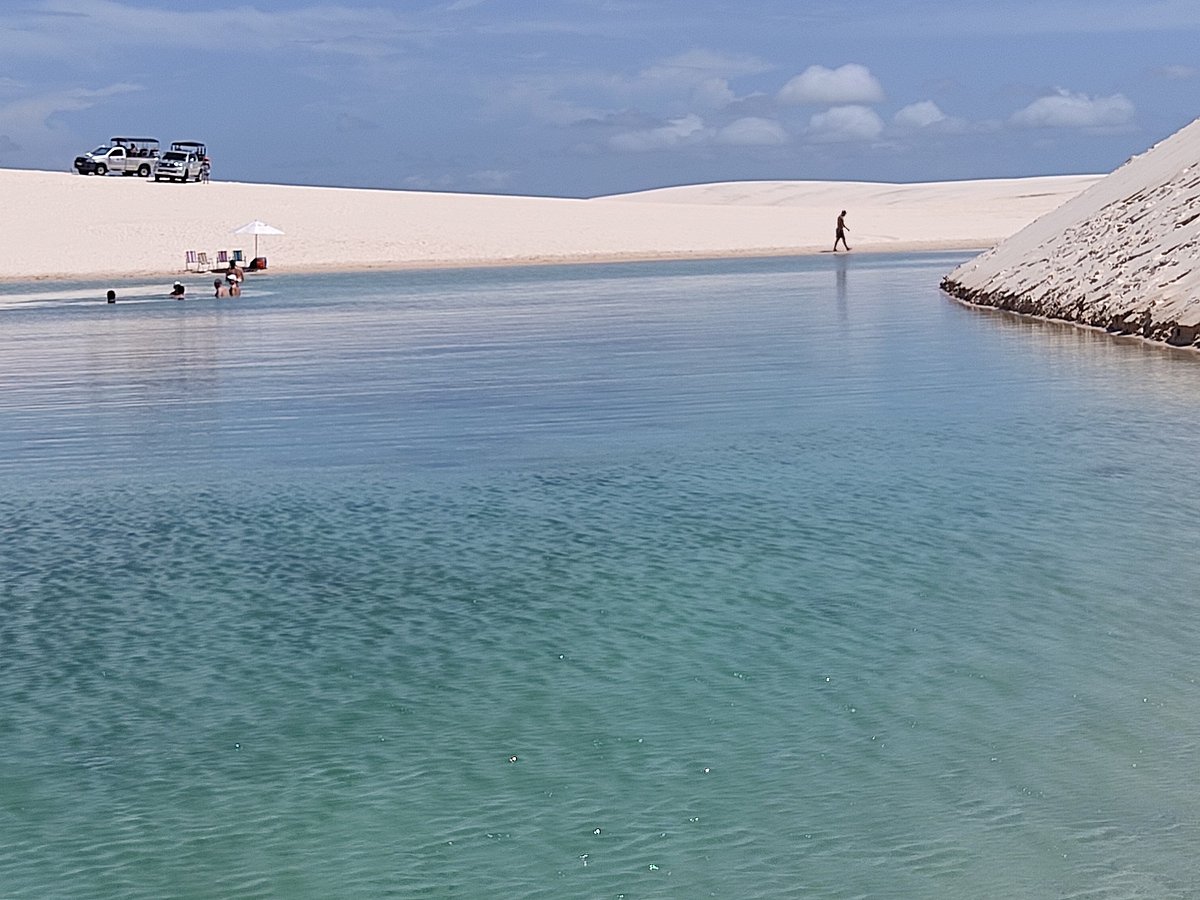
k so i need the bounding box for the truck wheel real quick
[138,164,151,178]
[94,163,107,176]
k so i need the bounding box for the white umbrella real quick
[231,219,285,260]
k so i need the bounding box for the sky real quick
[0,0,1197,197]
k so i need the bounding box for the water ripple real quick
[4,258,1200,898]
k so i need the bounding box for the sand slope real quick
[0,168,1099,281]
[943,117,1200,347]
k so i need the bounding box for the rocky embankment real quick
[942,117,1200,348]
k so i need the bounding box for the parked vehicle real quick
[170,140,207,160]
[73,137,159,176]
[154,145,204,183]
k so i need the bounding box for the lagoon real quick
[2,255,1200,898]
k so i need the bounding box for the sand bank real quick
[943,117,1200,349]
[0,168,1100,281]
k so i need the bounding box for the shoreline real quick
[0,167,1100,284]
[947,294,1200,356]
[1,240,991,285]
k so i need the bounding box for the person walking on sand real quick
[834,210,851,252]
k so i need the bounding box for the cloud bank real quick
[1011,89,1135,129]
[779,64,886,106]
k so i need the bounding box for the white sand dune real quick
[0,168,1099,282]
[943,117,1200,347]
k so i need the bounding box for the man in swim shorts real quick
[834,210,851,252]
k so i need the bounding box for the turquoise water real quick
[2,255,1200,898]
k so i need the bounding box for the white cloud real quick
[495,77,606,125]
[0,82,142,160]
[609,113,707,152]
[1156,64,1197,80]
[1010,89,1135,129]
[716,117,788,146]
[823,2,1200,38]
[779,64,884,106]
[641,50,773,84]
[0,83,142,133]
[891,100,974,136]
[893,100,947,129]
[0,2,423,59]
[806,105,884,143]
[495,49,766,127]
[468,169,514,190]
[631,50,770,110]
[691,77,736,109]
[401,173,455,191]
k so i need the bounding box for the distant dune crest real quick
[942,117,1200,348]
[0,168,1098,281]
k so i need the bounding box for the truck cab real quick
[74,137,159,177]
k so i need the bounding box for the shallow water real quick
[2,255,1200,898]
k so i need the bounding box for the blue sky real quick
[1,0,1197,197]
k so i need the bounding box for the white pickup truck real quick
[154,141,207,183]
[73,137,159,177]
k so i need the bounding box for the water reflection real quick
[953,295,1200,366]
[835,253,848,322]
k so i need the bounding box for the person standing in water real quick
[834,210,851,251]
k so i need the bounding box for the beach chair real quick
[195,251,211,271]
[231,249,245,264]
[184,249,202,272]
[215,250,230,267]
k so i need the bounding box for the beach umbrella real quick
[231,219,285,260]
